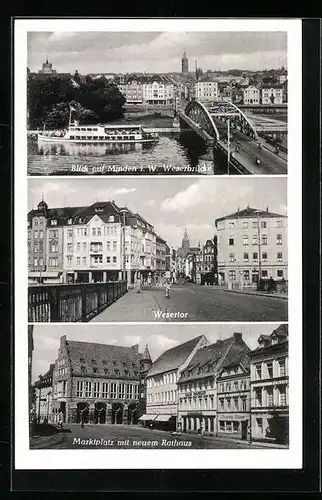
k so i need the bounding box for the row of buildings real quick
[176,206,288,286]
[28,202,287,287]
[27,198,175,285]
[29,56,287,108]
[32,324,289,444]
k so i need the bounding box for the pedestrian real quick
[200,421,204,436]
[81,417,85,429]
[165,279,171,299]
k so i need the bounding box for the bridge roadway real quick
[213,119,287,175]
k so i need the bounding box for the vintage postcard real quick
[14,18,302,472]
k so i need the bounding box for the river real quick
[27,132,236,176]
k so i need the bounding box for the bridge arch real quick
[222,100,259,139]
[185,100,220,141]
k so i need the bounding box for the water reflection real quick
[28,133,230,175]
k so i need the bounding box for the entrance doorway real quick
[127,403,139,425]
[241,420,248,440]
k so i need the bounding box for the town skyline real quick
[27,31,287,74]
[30,323,281,383]
[28,177,287,249]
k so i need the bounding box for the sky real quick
[27,31,287,74]
[30,323,284,383]
[28,177,287,249]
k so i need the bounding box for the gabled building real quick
[144,335,208,430]
[249,324,289,444]
[217,348,251,439]
[243,85,260,105]
[28,199,163,285]
[51,335,149,426]
[261,86,283,105]
[177,332,251,435]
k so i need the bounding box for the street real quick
[93,283,287,322]
[48,423,262,449]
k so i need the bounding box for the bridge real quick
[177,100,287,175]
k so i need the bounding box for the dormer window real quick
[95,207,104,213]
[67,218,72,225]
[271,335,278,345]
[79,218,84,223]
[51,219,57,226]
[108,215,115,223]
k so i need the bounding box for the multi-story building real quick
[34,364,54,423]
[118,74,145,105]
[243,86,260,105]
[143,74,175,106]
[195,239,216,279]
[38,57,57,75]
[51,335,151,425]
[249,324,289,444]
[156,235,167,277]
[217,349,251,439]
[182,51,189,75]
[194,80,218,101]
[215,206,288,287]
[28,199,162,285]
[177,332,251,435]
[144,335,208,431]
[176,229,200,276]
[28,325,34,420]
[261,86,283,105]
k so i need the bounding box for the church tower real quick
[181,51,189,75]
[182,228,190,249]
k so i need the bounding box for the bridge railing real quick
[28,281,128,322]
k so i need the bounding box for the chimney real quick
[233,332,243,341]
[266,206,269,212]
[60,335,67,347]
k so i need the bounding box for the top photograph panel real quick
[26,31,288,176]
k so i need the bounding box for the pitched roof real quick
[220,346,251,371]
[250,324,288,357]
[147,336,204,377]
[215,206,286,223]
[178,333,250,382]
[66,340,141,380]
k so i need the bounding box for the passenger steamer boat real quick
[37,122,159,144]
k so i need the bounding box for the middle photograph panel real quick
[28,176,288,323]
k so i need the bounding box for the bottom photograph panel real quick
[28,323,289,450]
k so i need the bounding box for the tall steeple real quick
[182,228,190,249]
[181,50,189,75]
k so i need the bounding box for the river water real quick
[27,132,233,176]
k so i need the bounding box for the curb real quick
[219,288,288,300]
[30,432,65,449]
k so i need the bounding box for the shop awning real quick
[154,414,173,422]
[29,271,60,278]
[138,414,157,421]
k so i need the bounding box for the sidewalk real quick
[30,432,65,449]
[215,287,288,300]
[93,288,160,321]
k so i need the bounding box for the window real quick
[229,253,235,262]
[97,228,102,236]
[51,220,57,226]
[277,234,282,245]
[228,222,235,228]
[266,387,274,406]
[76,381,83,397]
[110,383,117,398]
[34,219,38,226]
[262,252,268,262]
[77,242,80,251]
[112,241,117,251]
[33,257,38,266]
[102,383,109,398]
[50,243,58,253]
[279,386,287,406]
[262,235,267,245]
[278,359,286,377]
[67,256,72,265]
[67,229,73,238]
[255,388,262,407]
[255,364,262,380]
[256,418,263,432]
[39,230,44,239]
[243,252,249,262]
[67,243,73,252]
[240,396,247,411]
[34,230,38,239]
[243,270,250,280]
[229,238,234,246]
[113,256,117,263]
[49,257,58,267]
[266,361,273,378]
[118,383,126,399]
[93,382,100,398]
[84,381,92,398]
[261,221,267,228]
[277,252,283,261]
[277,270,284,279]
[243,235,249,246]
[253,252,258,261]
[229,270,236,281]
[276,220,283,227]
[82,257,86,265]
[106,256,111,263]
[106,241,111,250]
[252,235,258,245]
[92,228,96,236]
[252,221,258,228]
